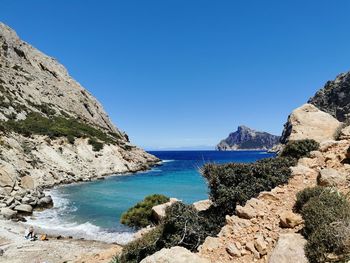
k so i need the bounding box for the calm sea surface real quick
[26,150,274,243]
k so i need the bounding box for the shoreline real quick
[20,162,165,242]
[0,218,122,263]
[0,160,162,262]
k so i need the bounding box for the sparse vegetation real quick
[118,226,164,263]
[88,138,104,151]
[0,112,117,149]
[120,194,170,228]
[296,186,350,263]
[202,156,297,216]
[116,140,320,261]
[281,139,319,159]
[118,202,224,263]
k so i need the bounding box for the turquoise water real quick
[27,150,273,243]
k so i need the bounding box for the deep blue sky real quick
[1,1,350,149]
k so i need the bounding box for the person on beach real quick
[25,226,36,241]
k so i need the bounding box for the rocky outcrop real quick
[281,104,340,143]
[268,234,308,263]
[217,126,280,151]
[140,246,210,263]
[317,167,346,186]
[152,198,179,222]
[193,199,212,212]
[0,23,159,217]
[308,71,350,122]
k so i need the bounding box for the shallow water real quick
[26,150,274,243]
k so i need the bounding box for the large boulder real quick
[317,168,346,186]
[268,233,308,263]
[281,104,340,143]
[14,204,33,214]
[140,246,209,263]
[0,163,17,192]
[152,198,179,221]
[37,195,53,208]
[0,207,17,219]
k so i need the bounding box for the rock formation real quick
[0,22,159,218]
[281,103,341,143]
[216,126,280,151]
[308,71,350,122]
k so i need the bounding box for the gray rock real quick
[37,195,53,208]
[5,197,14,206]
[308,71,350,122]
[14,204,33,213]
[269,233,308,263]
[317,168,346,186]
[0,207,17,219]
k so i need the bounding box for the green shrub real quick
[118,202,224,263]
[297,187,350,263]
[159,202,223,251]
[88,138,104,151]
[281,139,319,159]
[120,194,169,228]
[118,226,163,263]
[202,157,297,215]
[301,188,350,237]
[294,186,325,212]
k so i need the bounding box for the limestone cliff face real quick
[0,23,120,133]
[216,126,280,151]
[0,23,159,213]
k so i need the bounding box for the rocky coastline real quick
[0,22,160,223]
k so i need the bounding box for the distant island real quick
[216,125,281,151]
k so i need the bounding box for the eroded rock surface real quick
[281,104,340,143]
[0,23,159,217]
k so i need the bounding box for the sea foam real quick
[25,189,134,244]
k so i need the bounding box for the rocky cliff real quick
[308,71,350,122]
[216,126,280,151]
[0,23,159,218]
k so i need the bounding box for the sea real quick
[25,150,274,244]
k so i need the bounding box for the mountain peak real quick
[217,126,280,151]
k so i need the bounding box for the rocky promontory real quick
[0,22,159,219]
[216,125,280,151]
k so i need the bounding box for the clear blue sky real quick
[1,1,350,149]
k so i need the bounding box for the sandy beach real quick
[0,219,121,263]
